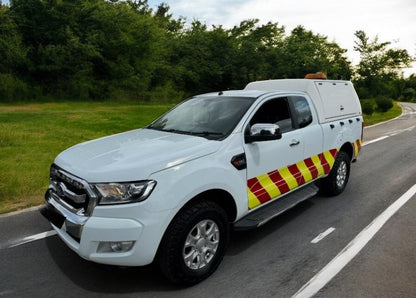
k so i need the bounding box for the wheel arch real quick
[180,189,238,223]
[340,142,353,161]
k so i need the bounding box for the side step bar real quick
[233,184,319,231]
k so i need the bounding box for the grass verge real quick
[0,101,173,214]
[362,101,402,126]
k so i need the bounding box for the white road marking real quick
[9,230,57,248]
[389,125,415,136]
[362,136,389,146]
[292,184,416,298]
[362,125,415,147]
[311,227,336,244]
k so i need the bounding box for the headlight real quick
[93,180,156,205]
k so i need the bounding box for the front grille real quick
[49,165,91,211]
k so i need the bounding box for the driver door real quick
[244,96,304,210]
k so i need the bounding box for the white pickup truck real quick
[41,76,363,285]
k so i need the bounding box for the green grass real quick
[0,101,173,214]
[362,101,402,126]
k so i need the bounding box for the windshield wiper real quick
[164,129,192,134]
[147,127,189,134]
[148,127,224,138]
[190,131,224,136]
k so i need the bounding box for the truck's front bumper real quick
[41,191,167,266]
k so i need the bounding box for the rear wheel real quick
[320,151,351,196]
[158,200,229,285]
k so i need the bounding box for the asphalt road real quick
[1,103,416,298]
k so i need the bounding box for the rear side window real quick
[290,96,313,128]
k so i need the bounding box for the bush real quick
[0,73,31,102]
[402,88,415,102]
[375,97,393,112]
[356,86,371,99]
[148,82,188,103]
[361,100,374,115]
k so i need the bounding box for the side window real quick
[290,96,313,128]
[249,97,293,133]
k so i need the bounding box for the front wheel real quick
[157,200,229,285]
[319,151,351,196]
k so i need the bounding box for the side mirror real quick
[245,123,282,143]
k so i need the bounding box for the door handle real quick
[290,140,300,147]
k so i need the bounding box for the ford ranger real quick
[41,75,363,285]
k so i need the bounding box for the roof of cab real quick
[196,89,273,98]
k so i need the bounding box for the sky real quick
[147,0,416,76]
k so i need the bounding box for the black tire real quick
[157,200,229,285]
[319,151,351,196]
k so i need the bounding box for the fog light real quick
[110,241,135,252]
[98,241,135,253]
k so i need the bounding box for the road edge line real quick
[9,230,57,248]
[0,205,42,218]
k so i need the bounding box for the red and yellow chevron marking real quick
[352,138,362,159]
[247,148,339,210]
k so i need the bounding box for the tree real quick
[0,3,29,101]
[167,21,237,94]
[9,0,164,100]
[353,30,413,98]
[6,0,412,102]
[281,26,351,79]
[10,0,95,97]
[402,74,416,101]
[230,19,285,84]
[0,4,26,74]
[154,2,184,34]
[81,0,164,99]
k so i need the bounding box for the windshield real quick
[148,96,255,140]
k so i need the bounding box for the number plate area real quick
[40,203,66,229]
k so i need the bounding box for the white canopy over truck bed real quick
[244,79,362,123]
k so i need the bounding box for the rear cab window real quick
[289,96,313,128]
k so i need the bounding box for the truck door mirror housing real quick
[245,123,282,143]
